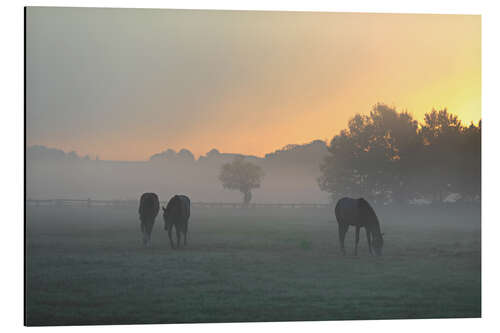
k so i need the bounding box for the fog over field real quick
[25,204,480,325]
[26,140,330,203]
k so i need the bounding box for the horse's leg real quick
[175,225,181,248]
[141,221,150,246]
[140,221,146,246]
[146,222,153,247]
[366,228,373,255]
[354,226,360,256]
[338,224,348,256]
[168,224,175,249]
[184,221,188,246]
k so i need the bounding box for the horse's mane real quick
[358,198,381,234]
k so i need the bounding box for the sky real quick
[26,7,481,161]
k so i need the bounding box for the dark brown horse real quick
[138,192,160,247]
[163,195,191,249]
[335,197,384,256]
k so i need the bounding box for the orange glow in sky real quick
[26,9,480,160]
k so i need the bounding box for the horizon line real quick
[26,139,328,163]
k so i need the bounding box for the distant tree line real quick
[27,145,88,160]
[318,104,481,205]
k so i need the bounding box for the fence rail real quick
[26,198,330,209]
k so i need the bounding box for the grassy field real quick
[25,204,481,326]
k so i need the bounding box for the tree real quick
[219,157,265,205]
[368,104,421,204]
[417,108,465,201]
[319,104,480,205]
[458,121,481,200]
[178,148,195,162]
[318,104,421,204]
[318,128,367,201]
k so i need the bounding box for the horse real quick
[334,197,384,256]
[162,195,191,249]
[138,192,160,247]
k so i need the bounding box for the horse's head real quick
[372,232,384,256]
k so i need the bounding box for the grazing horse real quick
[163,195,191,249]
[335,197,384,256]
[138,192,160,247]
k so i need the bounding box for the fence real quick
[26,198,330,209]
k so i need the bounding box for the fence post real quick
[87,198,91,208]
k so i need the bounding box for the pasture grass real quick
[25,204,480,326]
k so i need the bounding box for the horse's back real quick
[335,197,363,226]
[167,195,190,226]
[139,192,160,220]
[177,195,191,221]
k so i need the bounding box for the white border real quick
[2,0,499,332]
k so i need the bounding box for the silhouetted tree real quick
[458,120,481,200]
[318,127,366,201]
[219,157,264,205]
[319,104,480,205]
[26,145,84,161]
[178,148,195,162]
[206,148,221,157]
[417,109,480,201]
[369,105,421,204]
[265,140,328,170]
[417,109,462,201]
[319,104,421,204]
[150,148,176,161]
